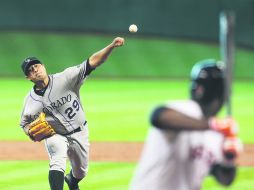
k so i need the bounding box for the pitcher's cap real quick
[21,57,41,76]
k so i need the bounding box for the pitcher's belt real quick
[63,121,87,136]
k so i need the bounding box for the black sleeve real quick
[150,106,209,130]
[210,164,237,186]
[85,59,95,76]
[150,106,168,128]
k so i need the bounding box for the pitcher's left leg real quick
[66,127,90,189]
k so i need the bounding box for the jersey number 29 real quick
[65,100,79,119]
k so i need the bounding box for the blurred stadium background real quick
[0,0,253,189]
[0,0,254,78]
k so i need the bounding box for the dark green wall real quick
[0,0,253,48]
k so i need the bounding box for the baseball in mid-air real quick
[129,24,138,33]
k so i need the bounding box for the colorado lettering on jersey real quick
[43,93,80,120]
[43,94,72,113]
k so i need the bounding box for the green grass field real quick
[0,161,253,190]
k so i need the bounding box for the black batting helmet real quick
[190,59,225,105]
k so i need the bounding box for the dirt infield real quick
[0,141,253,166]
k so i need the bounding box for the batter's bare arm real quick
[150,106,209,130]
[150,106,237,135]
[89,37,125,68]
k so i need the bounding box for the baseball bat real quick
[219,11,235,116]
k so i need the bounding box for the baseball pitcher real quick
[20,37,125,190]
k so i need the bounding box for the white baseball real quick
[129,24,138,33]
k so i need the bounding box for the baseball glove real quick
[27,112,56,142]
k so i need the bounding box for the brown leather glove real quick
[26,112,56,141]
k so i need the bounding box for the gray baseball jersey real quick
[130,100,225,190]
[20,60,92,134]
[20,60,93,178]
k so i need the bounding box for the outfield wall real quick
[0,0,253,48]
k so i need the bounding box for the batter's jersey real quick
[130,100,224,190]
[20,60,93,134]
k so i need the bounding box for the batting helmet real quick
[190,59,225,105]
